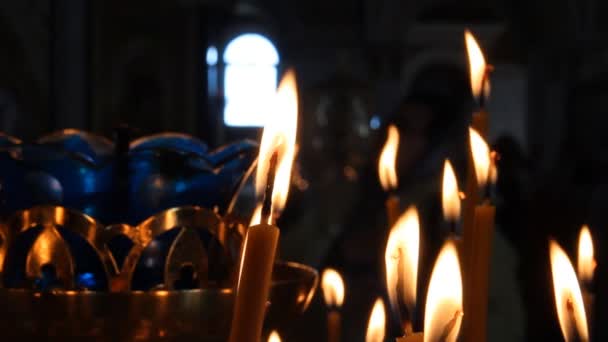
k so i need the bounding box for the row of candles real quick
[264,223,594,342]
[331,30,595,342]
[227,29,597,342]
[318,225,595,342]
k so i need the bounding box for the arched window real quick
[223,33,279,127]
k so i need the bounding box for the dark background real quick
[0,0,607,341]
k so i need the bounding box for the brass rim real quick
[36,129,113,147]
[0,260,317,296]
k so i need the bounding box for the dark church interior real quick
[0,0,606,341]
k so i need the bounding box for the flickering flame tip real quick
[365,298,386,342]
[442,160,461,222]
[550,239,589,342]
[385,206,420,316]
[465,29,490,103]
[423,240,463,342]
[469,127,491,189]
[255,69,299,219]
[378,125,399,191]
[321,268,345,308]
[268,330,281,342]
[578,225,595,285]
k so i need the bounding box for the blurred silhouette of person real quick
[315,63,471,339]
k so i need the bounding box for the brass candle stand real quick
[0,205,318,341]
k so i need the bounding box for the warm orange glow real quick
[578,225,595,284]
[424,241,463,342]
[469,127,491,188]
[385,206,419,315]
[255,69,299,220]
[249,203,262,227]
[489,151,498,185]
[366,298,386,342]
[268,330,281,342]
[321,268,345,308]
[550,240,589,342]
[378,125,399,191]
[442,160,461,222]
[35,228,54,265]
[465,30,489,100]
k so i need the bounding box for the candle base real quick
[582,290,594,335]
[386,195,400,227]
[229,224,280,342]
[396,332,423,342]
[472,109,489,138]
[327,310,341,342]
[463,203,495,342]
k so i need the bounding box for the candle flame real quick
[578,225,595,285]
[442,160,461,222]
[366,298,386,342]
[465,30,489,101]
[255,69,299,220]
[268,330,281,342]
[321,268,345,308]
[469,127,491,188]
[385,206,419,315]
[550,240,589,342]
[378,125,399,191]
[424,241,463,342]
[249,203,262,226]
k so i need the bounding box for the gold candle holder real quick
[0,205,318,341]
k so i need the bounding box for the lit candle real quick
[463,29,491,272]
[442,159,461,234]
[321,268,345,342]
[550,240,589,342]
[577,225,595,324]
[229,69,298,342]
[379,124,400,226]
[366,298,387,342]
[397,240,463,342]
[268,330,282,342]
[385,206,420,336]
[463,127,496,342]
